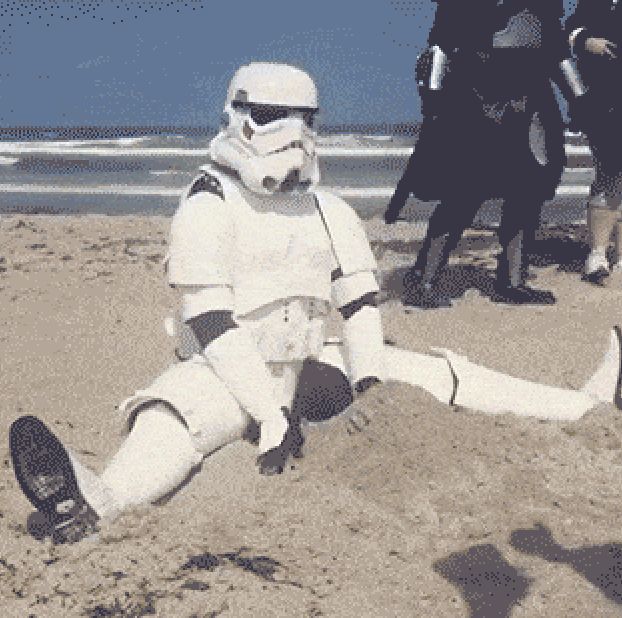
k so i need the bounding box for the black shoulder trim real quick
[187,173,225,201]
[339,292,378,320]
[186,311,237,349]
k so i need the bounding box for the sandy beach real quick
[1,214,622,616]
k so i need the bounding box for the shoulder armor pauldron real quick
[187,172,225,201]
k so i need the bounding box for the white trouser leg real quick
[320,340,614,422]
[318,341,456,405]
[435,349,601,421]
[98,403,201,515]
[67,450,122,520]
[585,200,617,274]
[382,345,456,404]
[580,328,621,403]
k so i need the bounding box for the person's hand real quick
[585,37,617,59]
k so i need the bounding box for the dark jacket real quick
[409,0,566,202]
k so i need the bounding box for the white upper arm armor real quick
[314,190,377,275]
[167,184,234,288]
[314,190,379,307]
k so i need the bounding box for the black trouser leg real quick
[497,197,541,287]
[494,197,555,304]
[410,205,448,279]
[415,197,481,272]
[405,197,480,307]
[497,228,524,287]
[384,152,417,224]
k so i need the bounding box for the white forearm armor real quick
[314,190,384,386]
[342,304,385,386]
[203,327,288,454]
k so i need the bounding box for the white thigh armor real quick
[118,355,305,455]
[118,358,248,455]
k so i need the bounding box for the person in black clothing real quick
[384,0,570,308]
[566,0,622,285]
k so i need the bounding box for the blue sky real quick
[0,0,578,127]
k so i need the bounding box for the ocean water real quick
[0,128,593,221]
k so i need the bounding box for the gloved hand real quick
[255,406,305,475]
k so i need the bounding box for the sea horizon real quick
[0,123,422,143]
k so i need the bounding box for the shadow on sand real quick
[376,226,589,304]
[510,523,622,606]
[433,543,533,618]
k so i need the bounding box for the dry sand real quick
[1,214,622,616]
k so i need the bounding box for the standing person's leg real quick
[404,197,481,308]
[582,119,622,284]
[613,216,622,273]
[493,194,555,304]
[583,194,618,284]
[384,150,417,224]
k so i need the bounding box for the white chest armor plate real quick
[230,186,334,317]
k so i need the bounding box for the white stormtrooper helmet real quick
[210,62,320,194]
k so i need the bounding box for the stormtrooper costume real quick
[8,62,622,545]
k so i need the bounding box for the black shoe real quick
[404,282,452,309]
[492,283,556,305]
[9,416,99,544]
[582,267,610,286]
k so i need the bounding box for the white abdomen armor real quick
[229,185,334,317]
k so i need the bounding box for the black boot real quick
[493,230,555,305]
[9,416,100,544]
[404,233,453,309]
